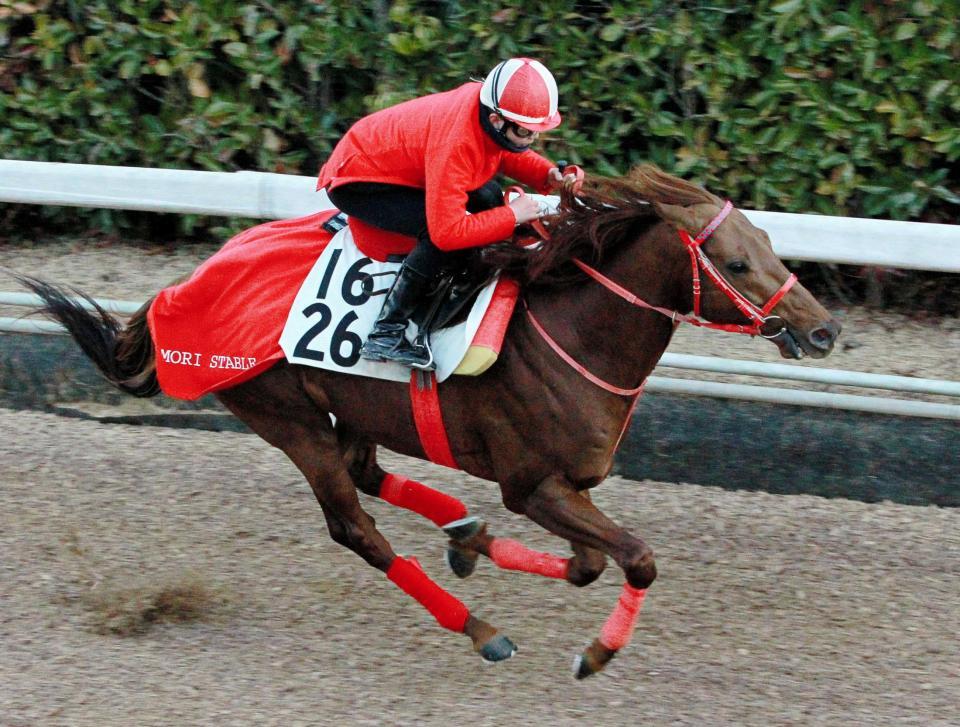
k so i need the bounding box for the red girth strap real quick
[409,370,459,470]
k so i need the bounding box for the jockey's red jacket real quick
[317,82,554,251]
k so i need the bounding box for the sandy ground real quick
[0,410,957,726]
[0,238,958,725]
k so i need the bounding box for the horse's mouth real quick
[769,322,839,360]
[772,329,806,359]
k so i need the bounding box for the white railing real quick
[2,160,958,420]
[4,291,959,420]
[4,160,960,271]
[0,160,331,220]
[645,378,960,420]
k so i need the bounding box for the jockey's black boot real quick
[360,262,436,370]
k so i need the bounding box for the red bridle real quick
[524,198,798,396]
[574,200,798,337]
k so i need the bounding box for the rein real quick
[523,197,798,396]
[523,299,645,396]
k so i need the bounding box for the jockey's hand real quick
[547,166,581,190]
[509,194,543,225]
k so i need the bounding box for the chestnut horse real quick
[18,165,839,678]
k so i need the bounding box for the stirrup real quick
[409,331,435,371]
[400,340,435,370]
[361,336,435,370]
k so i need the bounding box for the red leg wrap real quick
[599,584,647,651]
[378,473,468,527]
[386,556,470,633]
[488,538,570,580]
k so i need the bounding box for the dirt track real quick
[2,408,958,726]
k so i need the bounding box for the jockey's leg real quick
[329,181,497,371]
[513,472,656,679]
[327,182,428,238]
[327,182,437,370]
[216,366,516,662]
[359,260,436,370]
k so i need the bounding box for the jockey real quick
[318,57,579,370]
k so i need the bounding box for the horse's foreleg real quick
[314,476,514,660]
[443,492,608,584]
[518,473,656,679]
[344,439,486,578]
[567,539,608,587]
[448,520,569,580]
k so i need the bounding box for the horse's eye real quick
[726,260,749,275]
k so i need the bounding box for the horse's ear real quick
[651,201,697,233]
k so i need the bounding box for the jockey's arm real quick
[424,148,517,251]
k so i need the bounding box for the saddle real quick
[325,214,501,344]
[317,185,559,373]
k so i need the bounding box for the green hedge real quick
[2,0,958,237]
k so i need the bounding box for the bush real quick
[1,1,957,305]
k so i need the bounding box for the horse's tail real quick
[15,274,161,398]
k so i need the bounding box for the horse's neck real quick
[526,225,686,392]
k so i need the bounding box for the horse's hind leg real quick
[340,427,469,526]
[340,430,607,586]
[216,367,515,662]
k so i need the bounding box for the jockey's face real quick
[488,113,539,149]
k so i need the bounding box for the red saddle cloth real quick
[148,210,340,400]
[148,209,517,402]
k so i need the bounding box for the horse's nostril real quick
[810,325,837,350]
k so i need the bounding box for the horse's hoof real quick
[479,634,518,663]
[443,516,484,579]
[572,654,596,680]
[445,543,479,579]
[442,515,484,541]
[572,639,617,680]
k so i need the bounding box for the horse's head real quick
[491,164,840,360]
[655,199,840,359]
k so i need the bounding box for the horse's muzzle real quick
[773,319,841,360]
[806,319,841,356]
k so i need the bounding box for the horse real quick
[16,164,840,679]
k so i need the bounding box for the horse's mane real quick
[484,163,722,286]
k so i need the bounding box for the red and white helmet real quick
[479,57,561,132]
